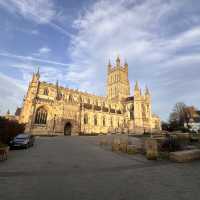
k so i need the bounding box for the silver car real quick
[10,134,35,149]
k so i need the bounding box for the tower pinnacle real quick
[108,59,112,71]
[116,56,120,67]
[145,86,150,96]
[36,67,40,79]
[134,81,140,91]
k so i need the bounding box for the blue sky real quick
[0,0,200,121]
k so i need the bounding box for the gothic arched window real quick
[35,107,48,125]
[43,88,49,96]
[94,115,97,126]
[110,117,113,127]
[79,96,82,103]
[142,104,146,119]
[103,116,106,126]
[84,114,88,124]
[68,94,73,102]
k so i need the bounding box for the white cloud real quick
[0,0,71,37]
[67,0,200,120]
[39,47,51,54]
[0,59,69,115]
[0,72,26,115]
[0,0,56,24]
[0,51,71,66]
[38,47,51,55]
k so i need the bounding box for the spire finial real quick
[134,81,139,91]
[36,66,40,79]
[124,59,128,68]
[6,109,10,115]
[116,55,120,67]
[145,85,150,95]
[108,59,112,67]
[36,66,39,74]
[108,59,112,72]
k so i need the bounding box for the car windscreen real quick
[15,134,29,139]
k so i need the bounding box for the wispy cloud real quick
[16,28,40,36]
[0,52,71,66]
[0,0,72,37]
[0,0,56,23]
[0,72,26,115]
[32,47,52,57]
[38,47,51,54]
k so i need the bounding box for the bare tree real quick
[183,106,197,128]
[170,102,186,127]
[169,102,198,129]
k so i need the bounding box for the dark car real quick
[10,134,35,149]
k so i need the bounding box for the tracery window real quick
[69,94,73,102]
[94,115,97,126]
[84,114,88,124]
[79,96,82,103]
[103,116,106,126]
[110,117,113,127]
[43,88,49,96]
[35,107,48,125]
[142,104,146,119]
[57,92,62,100]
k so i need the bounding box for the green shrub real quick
[158,152,169,160]
[0,143,8,148]
[161,135,184,152]
[127,148,137,155]
[0,117,25,144]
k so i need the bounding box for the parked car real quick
[9,134,35,149]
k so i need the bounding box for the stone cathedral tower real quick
[107,56,130,100]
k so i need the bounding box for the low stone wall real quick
[128,137,145,152]
[102,135,161,160]
[100,134,147,154]
[145,139,158,160]
[170,149,200,162]
[99,133,200,162]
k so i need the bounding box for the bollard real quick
[145,139,158,160]
[112,137,120,151]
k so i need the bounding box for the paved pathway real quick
[0,136,200,200]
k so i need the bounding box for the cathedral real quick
[19,57,161,135]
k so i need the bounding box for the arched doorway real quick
[64,122,72,136]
